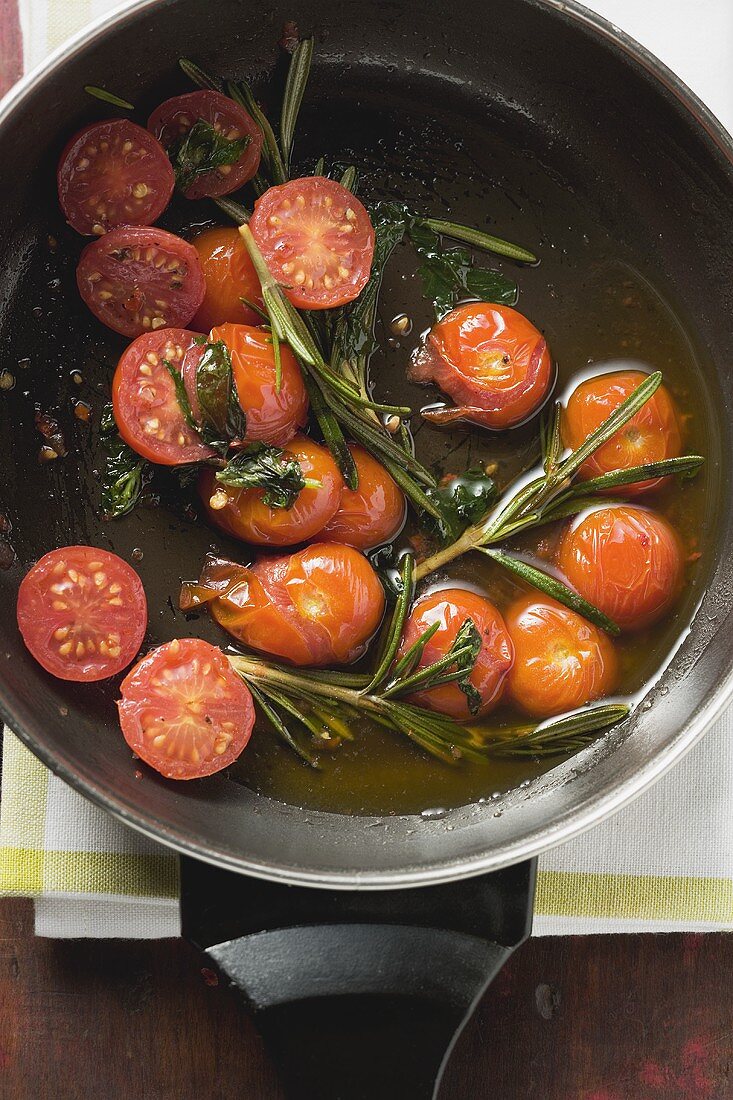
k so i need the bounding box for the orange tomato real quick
[200,433,344,546]
[321,444,406,550]
[561,370,682,494]
[558,505,684,631]
[191,227,264,331]
[505,595,617,718]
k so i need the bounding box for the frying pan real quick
[1,0,732,1095]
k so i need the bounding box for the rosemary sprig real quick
[280,37,314,174]
[84,85,134,110]
[418,217,537,264]
[227,80,287,184]
[213,196,250,224]
[178,57,221,92]
[485,704,630,758]
[246,681,318,767]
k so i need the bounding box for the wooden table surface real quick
[0,898,729,1099]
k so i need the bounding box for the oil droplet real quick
[71,371,83,385]
[17,357,30,370]
[390,313,413,337]
[0,370,15,391]
[131,547,144,562]
[420,807,447,820]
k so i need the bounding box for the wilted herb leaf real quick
[216,443,307,508]
[99,404,151,519]
[423,469,498,542]
[170,120,250,192]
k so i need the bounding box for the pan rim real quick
[1,0,732,888]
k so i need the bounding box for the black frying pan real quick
[1,1,733,1096]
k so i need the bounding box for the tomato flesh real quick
[505,595,617,718]
[17,546,147,682]
[397,588,514,720]
[192,227,264,331]
[562,370,682,494]
[321,444,406,550]
[77,225,205,338]
[112,329,216,465]
[200,433,343,545]
[558,505,684,631]
[409,303,553,429]
[189,544,386,666]
[203,323,308,446]
[118,638,254,779]
[57,119,174,236]
[249,177,375,310]
[148,90,262,198]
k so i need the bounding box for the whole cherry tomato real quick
[191,227,264,331]
[558,505,684,631]
[320,444,406,550]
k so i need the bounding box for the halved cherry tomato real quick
[562,370,682,494]
[57,119,174,236]
[408,303,553,430]
[200,433,343,545]
[505,595,617,718]
[558,505,684,632]
[320,444,406,550]
[397,588,514,720]
[148,90,262,198]
[249,177,375,310]
[118,638,254,779]
[184,544,385,666]
[77,226,205,337]
[17,546,146,682]
[191,227,264,331]
[200,323,308,446]
[112,329,216,465]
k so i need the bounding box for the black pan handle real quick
[182,858,535,1100]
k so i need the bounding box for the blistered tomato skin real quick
[191,228,264,331]
[397,588,514,720]
[118,638,255,780]
[506,595,617,719]
[321,444,406,550]
[199,434,343,546]
[204,323,308,446]
[562,370,682,494]
[202,544,386,666]
[408,303,553,430]
[558,505,684,632]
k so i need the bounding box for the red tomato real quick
[320,444,406,550]
[505,595,618,718]
[148,90,262,198]
[118,638,254,779]
[112,329,215,465]
[558,505,684,632]
[77,226,205,338]
[192,544,385,666]
[249,177,375,310]
[201,323,308,446]
[191,227,264,331]
[17,546,146,682]
[397,588,514,720]
[57,119,174,236]
[200,434,343,545]
[562,370,682,494]
[408,303,553,430]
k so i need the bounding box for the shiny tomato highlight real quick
[320,444,406,550]
[506,595,618,718]
[408,303,553,429]
[558,505,684,632]
[562,370,682,494]
[191,227,264,331]
[397,588,514,720]
[200,434,343,545]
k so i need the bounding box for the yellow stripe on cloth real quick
[536,870,733,924]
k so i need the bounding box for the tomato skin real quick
[558,505,684,632]
[57,119,174,236]
[205,323,308,446]
[408,303,553,430]
[562,370,682,494]
[200,434,343,545]
[320,445,406,550]
[148,90,262,198]
[249,177,375,310]
[505,595,618,718]
[112,329,216,465]
[77,226,205,338]
[17,546,147,682]
[191,228,264,331]
[118,638,254,780]
[397,588,514,720]
[201,544,386,666]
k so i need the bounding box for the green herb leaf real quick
[84,85,134,110]
[170,119,250,193]
[163,360,197,431]
[195,340,247,451]
[213,196,251,224]
[99,404,151,519]
[216,443,307,508]
[178,57,222,92]
[409,220,518,319]
[382,616,483,712]
[417,217,537,264]
[487,703,630,758]
[280,37,314,174]
[423,469,498,542]
[228,80,287,184]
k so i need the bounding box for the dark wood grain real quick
[0,898,729,1099]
